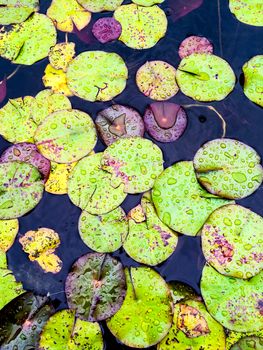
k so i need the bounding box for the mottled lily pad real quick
[92,17,122,43]
[152,161,231,236]
[136,61,179,100]
[39,309,104,350]
[65,253,126,321]
[101,137,164,194]
[193,138,263,199]
[176,53,236,101]
[229,0,263,26]
[243,55,263,107]
[95,104,145,146]
[45,161,77,195]
[49,42,75,72]
[231,336,263,350]
[66,51,128,102]
[202,204,263,279]
[123,194,178,265]
[0,161,44,220]
[34,109,97,164]
[78,0,123,12]
[68,153,127,214]
[0,0,39,25]
[43,64,73,96]
[114,4,167,49]
[201,264,263,332]
[179,36,213,59]
[47,0,91,32]
[0,219,19,252]
[132,0,164,5]
[0,265,24,310]
[0,13,56,65]
[107,267,173,348]
[79,207,128,253]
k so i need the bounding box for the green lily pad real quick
[68,153,127,215]
[243,55,263,107]
[0,219,19,252]
[201,264,263,332]
[176,53,236,101]
[0,292,53,349]
[67,51,128,102]
[38,309,104,350]
[193,138,263,199]
[0,161,44,220]
[230,336,263,350]
[158,299,226,350]
[0,251,7,269]
[78,0,123,12]
[202,204,263,279]
[0,13,56,65]
[229,0,263,26]
[168,282,198,305]
[152,161,231,236]
[0,0,39,25]
[227,330,263,350]
[114,4,167,49]
[101,137,164,194]
[65,253,126,321]
[34,109,97,164]
[123,194,178,265]
[107,266,173,348]
[132,0,164,5]
[0,265,24,310]
[79,207,128,253]
[49,42,75,72]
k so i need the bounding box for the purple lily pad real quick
[143,102,188,142]
[0,143,51,182]
[179,36,213,59]
[0,77,7,104]
[92,17,122,44]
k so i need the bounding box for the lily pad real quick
[114,4,167,49]
[49,42,76,72]
[0,0,39,25]
[68,153,127,214]
[176,53,236,101]
[77,0,123,12]
[107,266,173,348]
[34,109,97,164]
[178,36,213,59]
[152,161,231,236]
[193,138,263,199]
[65,253,126,321]
[45,161,77,195]
[168,282,198,305]
[243,55,263,107]
[0,13,56,65]
[47,0,91,32]
[66,51,128,102]
[95,104,145,146]
[132,0,164,5]
[0,161,44,220]
[0,251,7,269]
[123,194,178,265]
[201,264,263,332]
[230,336,263,349]
[38,309,104,350]
[136,61,179,100]
[0,219,19,252]
[92,17,122,44]
[202,204,263,279]
[0,265,24,310]
[79,207,128,253]
[101,137,164,194]
[227,330,263,350]
[229,0,263,26]
[43,64,74,96]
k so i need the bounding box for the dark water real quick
[0,0,262,349]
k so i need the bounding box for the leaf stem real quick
[6,65,20,80]
[65,32,68,44]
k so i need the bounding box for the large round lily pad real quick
[67,51,128,102]
[107,267,173,348]
[0,0,39,25]
[243,55,263,107]
[34,109,97,164]
[79,207,128,253]
[123,194,178,265]
[176,53,236,101]
[201,264,263,332]
[231,336,263,349]
[68,153,127,215]
[45,161,77,195]
[202,204,263,279]
[114,4,167,49]
[0,218,19,252]
[193,138,263,199]
[152,161,231,236]
[0,264,24,310]
[78,0,123,12]
[0,161,44,220]
[0,13,56,65]
[39,309,104,350]
[65,253,126,321]
[229,0,263,26]
[101,137,164,194]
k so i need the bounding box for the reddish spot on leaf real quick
[168,0,204,21]
[0,77,7,103]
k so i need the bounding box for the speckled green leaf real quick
[201,264,263,332]
[0,0,39,25]
[0,266,24,310]
[152,161,231,236]
[243,55,263,107]
[229,0,263,26]
[230,336,263,349]
[168,282,198,305]
[78,0,123,12]
[0,251,7,269]
[49,42,75,72]
[227,330,263,350]
[193,138,263,199]
[0,219,19,252]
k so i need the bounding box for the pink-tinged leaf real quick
[150,102,181,129]
[73,23,96,45]
[0,77,7,103]
[92,17,122,44]
[168,0,203,21]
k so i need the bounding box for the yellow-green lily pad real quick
[231,336,263,349]
[0,219,19,252]
[243,55,263,107]
[0,251,7,268]
[42,64,74,96]
[77,0,123,12]
[49,42,75,72]
[0,0,39,25]
[0,265,24,310]
[227,330,263,350]
[229,0,263,26]
[132,0,164,5]
[45,161,77,195]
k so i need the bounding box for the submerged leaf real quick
[42,64,73,96]
[0,0,39,25]
[77,0,123,13]
[92,17,122,44]
[179,36,213,59]
[0,219,19,252]
[45,161,77,195]
[242,55,263,107]
[229,0,263,26]
[49,42,75,72]
[168,0,203,21]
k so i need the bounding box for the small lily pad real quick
[0,0,39,25]
[43,64,74,96]
[136,61,179,100]
[101,137,164,194]
[78,0,123,12]
[107,266,173,348]
[229,0,263,26]
[176,53,236,101]
[65,253,126,321]
[243,55,263,107]
[114,4,167,49]
[45,161,77,195]
[231,336,263,350]
[49,42,76,72]
[179,36,213,59]
[193,138,263,199]
[0,265,24,310]
[0,219,19,252]
[92,17,122,43]
[66,51,128,102]
[132,0,164,5]
[79,207,128,253]
[34,109,97,164]
[201,264,263,332]
[152,161,231,236]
